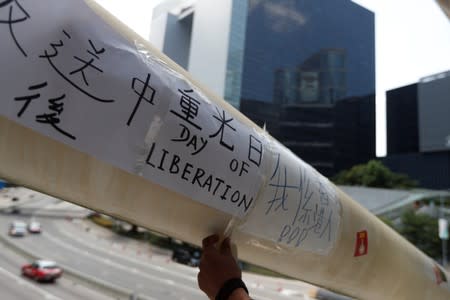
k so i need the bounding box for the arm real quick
[197,234,251,300]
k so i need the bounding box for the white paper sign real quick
[0,0,265,218]
[239,143,341,254]
[0,0,341,253]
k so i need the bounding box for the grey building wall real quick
[162,13,193,70]
[384,71,450,189]
[188,0,233,102]
[418,71,450,152]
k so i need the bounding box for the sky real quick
[96,0,450,157]
[351,0,450,156]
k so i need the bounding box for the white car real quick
[27,221,41,234]
[9,221,27,237]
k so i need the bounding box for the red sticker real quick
[433,264,448,285]
[354,230,368,257]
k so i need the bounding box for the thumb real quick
[220,237,232,256]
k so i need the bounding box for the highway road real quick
[0,188,313,300]
[0,216,207,299]
[0,236,113,300]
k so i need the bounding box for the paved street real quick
[0,187,315,299]
[0,236,114,300]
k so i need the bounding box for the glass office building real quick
[151,0,374,107]
[383,72,450,189]
[224,0,249,108]
[151,0,376,176]
[240,0,375,176]
[240,0,375,105]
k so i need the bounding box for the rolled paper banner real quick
[0,1,449,299]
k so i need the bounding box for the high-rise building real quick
[418,71,450,153]
[386,84,419,155]
[275,49,347,106]
[383,71,450,189]
[240,99,280,136]
[151,0,376,176]
[151,0,374,108]
[334,95,376,174]
[271,94,375,177]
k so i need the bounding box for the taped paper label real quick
[239,142,341,255]
[0,0,265,218]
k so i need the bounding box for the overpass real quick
[0,1,449,299]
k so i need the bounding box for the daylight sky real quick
[96,0,450,157]
[351,0,450,156]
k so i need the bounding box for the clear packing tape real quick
[0,1,449,299]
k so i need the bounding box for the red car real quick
[21,260,63,282]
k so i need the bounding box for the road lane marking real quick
[54,223,197,281]
[45,230,292,300]
[51,221,305,300]
[41,231,203,296]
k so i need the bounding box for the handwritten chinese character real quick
[275,161,337,247]
[291,166,314,226]
[39,30,114,103]
[14,82,75,140]
[209,107,236,151]
[170,89,202,130]
[127,73,156,126]
[35,94,75,140]
[0,0,30,57]
[248,134,263,167]
[318,181,330,206]
[14,82,47,117]
[313,181,334,241]
[69,40,105,86]
[266,154,298,215]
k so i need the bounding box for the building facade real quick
[151,0,376,176]
[386,84,419,155]
[384,71,450,189]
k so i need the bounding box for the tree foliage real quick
[399,210,442,259]
[332,160,418,188]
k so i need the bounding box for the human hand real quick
[197,234,247,299]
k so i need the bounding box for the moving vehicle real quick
[189,250,201,267]
[8,205,21,214]
[27,221,41,233]
[21,260,63,282]
[172,248,191,265]
[172,247,202,267]
[8,221,27,237]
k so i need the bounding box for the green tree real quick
[332,160,418,188]
[399,210,442,259]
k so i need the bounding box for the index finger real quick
[202,234,220,249]
[220,237,232,255]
